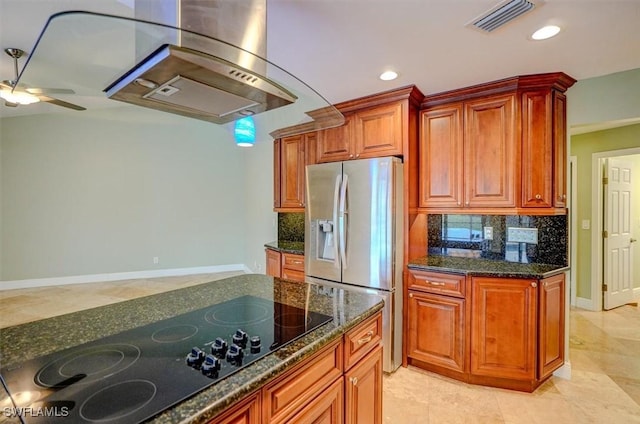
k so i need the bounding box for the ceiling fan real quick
[0,48,85,110]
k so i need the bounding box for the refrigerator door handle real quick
[339,173,349,269]
[332,174,342,268]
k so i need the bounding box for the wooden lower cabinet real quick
[265,249,304,282]
[208,392,261,424]
[289,378,344,424]
[407,291,466,375]
[265,249,282,278]
[470,277,538,382]
[208,312,382,424]
[345,345,382,424]
[406,269,566,392]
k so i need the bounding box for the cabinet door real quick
[354,102,403,159]
[286,378,344,424]
[280,135,306,209]
[345,345,382,424]
[553,92,568,208]
[464,95,517,208]
[419,104,464,208]
[317,115,353,163]
[470,277,537,380]
[273,139,281,209]
[407,291,466,373]
[539,273,565,380]
[521,90,553,207]
[208,392,261,424]
[281,253,305,282]
[265,249,282,278]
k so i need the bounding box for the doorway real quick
[590,148,640,311]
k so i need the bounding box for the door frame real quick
[590,147,640,311]
[569,156,577,307]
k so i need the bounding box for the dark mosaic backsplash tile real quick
[427,214,567,266]
[278,212,305,242]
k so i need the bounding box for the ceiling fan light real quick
[0,89,40,105]
[531,25,561,40]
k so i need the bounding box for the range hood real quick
[10,5,344,135]
[104,43,297,124]
[105,0,296,124]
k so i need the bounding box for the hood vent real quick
[468,0,539,33]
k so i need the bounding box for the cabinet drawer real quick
[282,253,305,271]
[263,340,343,424]
[344,313,382,371]
[408,269,465,298]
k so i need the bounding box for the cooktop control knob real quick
[250,336,261,354]
[226,344,244,366]
[211,337,228,358]
[201,355,221,378]
[232,329,248,348]
[186,347,205,368]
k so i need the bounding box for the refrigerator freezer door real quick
[305,161,343,283]
[341,157,401,291]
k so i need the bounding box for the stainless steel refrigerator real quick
[305,156,403,373]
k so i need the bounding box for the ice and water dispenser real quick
[310,219,335,261]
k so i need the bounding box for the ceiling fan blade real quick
[39,95,86,111]
[26,87,76,95]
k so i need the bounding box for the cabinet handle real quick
[465,201,470,206]
[457,201,461,206]
[562,194,567,200]
[409,293,414,298]
[292,260,303,265]
[531,282,538,288]
[357,331,374,345]
[356,153,360,158]
[427,280,445,286]
[350,377,358,386]
[349,154,354,158]
[535,194,542,200]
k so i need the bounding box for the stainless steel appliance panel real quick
[305,161,343,283]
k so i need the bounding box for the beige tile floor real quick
[1,272,639,423]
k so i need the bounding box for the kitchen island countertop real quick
[408,255,568,279]
[0,274,383,424]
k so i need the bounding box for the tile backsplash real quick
[278,213,305,242]
[427,214,568,266]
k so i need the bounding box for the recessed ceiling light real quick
[531,25,561,40]
[379,71,398,81]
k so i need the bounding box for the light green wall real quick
[0,106,249,281]
[570,124,640,298]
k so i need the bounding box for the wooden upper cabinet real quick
[418,72,575,214]
[418,94,517,209]
[280,135,306,209]
[274,132,316,211]
[464,94,517,208]
[354,102,403,159]
[316,114,354,163]
[418,104,464,208]
[553,92,568,208]
[521,90,553,207]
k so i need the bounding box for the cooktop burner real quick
[0,295,332,423]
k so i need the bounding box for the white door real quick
[603,157,635,310]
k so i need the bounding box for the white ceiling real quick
[1,0,639,129]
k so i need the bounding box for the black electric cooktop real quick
[0,295,332,424]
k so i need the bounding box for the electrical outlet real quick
[153,257,159,264]
[483,226,493,240]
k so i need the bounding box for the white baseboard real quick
[575,296,596,311]
[553,361,571,380]
[0,264,251,291]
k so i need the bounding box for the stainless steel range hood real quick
[105,43,297,124]
[105,0,296,124]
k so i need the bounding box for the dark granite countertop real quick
[264,240,304,255]
[408,255,568,279]
[0,274,382,424]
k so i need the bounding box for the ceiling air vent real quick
[467,0,540,33]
